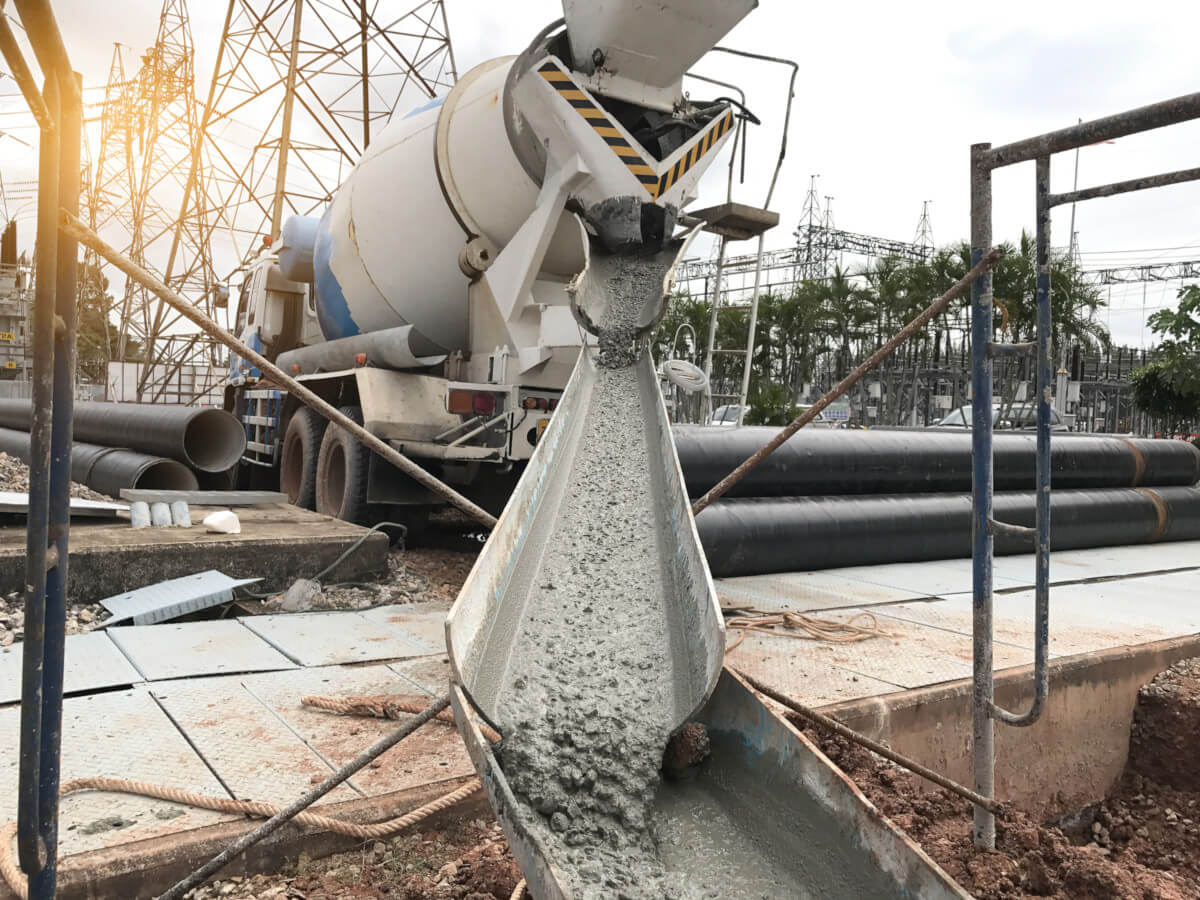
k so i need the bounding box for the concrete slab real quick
[150,676,359,806]
[716,571,928,613]
[241,611,431,666]
[0,688,234,856]
[108,620,296,681]
[360,601,449,654]
[0,631,141,705]
[0,503,388,604]
[241,664,473,795]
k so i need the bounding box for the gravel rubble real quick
[0,450,114,502]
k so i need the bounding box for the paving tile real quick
[107,620,296,681]
[240,611,429,666]
[0,688,233,856]
[0,631,141,705]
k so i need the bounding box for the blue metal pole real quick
[991,156,1052,728]
[969,142,996,850]
[16,73,57,881]
[27,67,80,900]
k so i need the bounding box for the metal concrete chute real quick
[447,235,722,724]
[446,234,724,898]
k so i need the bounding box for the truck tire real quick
[280,407,327,509]
[315,406,372,524]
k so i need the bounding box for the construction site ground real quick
[2,538,1199,898]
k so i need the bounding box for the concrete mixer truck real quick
[224,0,776,531]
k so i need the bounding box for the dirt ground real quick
[800,656,1200,899]
[282,546,479,611]
[186,658,1198,899]
[183,819,521,900]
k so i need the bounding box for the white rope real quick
[663,359,709,394]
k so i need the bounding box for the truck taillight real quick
[448,389,500,416]
[522,396,549,411]
[447,389,473,415]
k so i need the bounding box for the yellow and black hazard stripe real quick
[537,60,734,201]
[656,111,734,198]
[538,61,659,195]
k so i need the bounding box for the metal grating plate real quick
[737,607,1034,690]
[0,631,141,705]
[100,570,261,626]
[716,572,928,614]
[240,611,431,667]
[0,491,128,518]
[388,656,456,696]
[151,675,358,806]
[108,620,296,681]
[0,688,233,856]
[724,631,903,708]
[242,664,472,795]
[359,602,450,654]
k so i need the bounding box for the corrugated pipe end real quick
[183,409,247,473]
[87,453,199,497]
[136,459,200,492]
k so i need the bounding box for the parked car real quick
[708,403,831,427]
[709,404,750,426]
[932,403,1068,431]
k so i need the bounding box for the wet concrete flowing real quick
[494,247,689,898]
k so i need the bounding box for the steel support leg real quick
[969,142,996,849]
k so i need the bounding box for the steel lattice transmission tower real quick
[198,0,458,276]
[913,200,934,259]
[87,5,223,401]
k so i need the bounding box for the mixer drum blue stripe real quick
[312,206,360,340]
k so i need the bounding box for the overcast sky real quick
[1,0,1198,348]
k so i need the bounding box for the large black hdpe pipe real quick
[674,426,1200,498]
[0,399,244,472]
[0,426,198,496]
[698,486,1200,578]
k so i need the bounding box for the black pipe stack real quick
[674,426,1200,577]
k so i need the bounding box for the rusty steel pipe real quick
[1048,165,1200,207]
[690,247,1005,518]
[0,15,54,132]
[58,211,498,529]
[983,91,1200,168]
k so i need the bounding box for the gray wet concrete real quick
[494,251,703,898]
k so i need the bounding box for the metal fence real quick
[968,91,1200,849]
